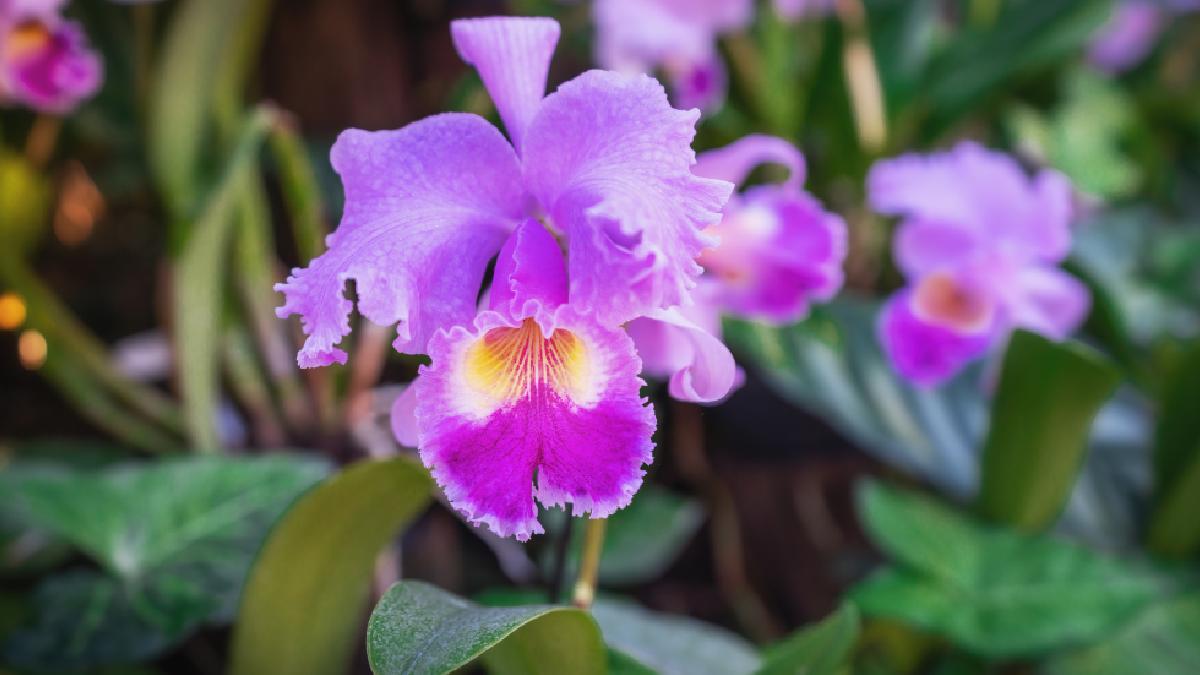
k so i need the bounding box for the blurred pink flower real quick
[869,142,1090,386]
[0,0,101,112]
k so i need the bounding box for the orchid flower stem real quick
[835,0,887,153]
[24,115,61,170]
[572,518,606,609]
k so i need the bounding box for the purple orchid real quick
[594,0,752,112]
[276,17,732,539]
[628,135,846,402]
[1088,0,1199,74]
[0,0,101,113]
[868,142,1091,386]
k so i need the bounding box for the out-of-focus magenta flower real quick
[0,0,101,112]
[594,0,751,112]
[628,135,846,402]
[868,142,1091,386]
[277,17,731,368]
[277,17,732,539]
[1088,0,1199,73]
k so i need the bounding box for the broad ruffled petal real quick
[700,187,845,323]
[275,114,525,367]
[487,218,568,316]
[523,70,733,326]
[1004,266,1091,340]
[626,298,738,403]
[879,290,994,387]
[693,134,806,190]
[414,305,655,540]
[450,17,559,150]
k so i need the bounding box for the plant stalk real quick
[572,518,606,609]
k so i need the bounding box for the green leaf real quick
[919,0,1113,137]
[1045,593,1200,675]
[230,457,433,675]
[1,455,326,670]
[591,598,761,675]
[366,581,605,675]
[977,330,1120,531]
[756,604,859,675]
[173,107,274,450]
[852,481,1168,657]
[1147,341,1200,557]
[544,486,705,586]
[0,151,51,256]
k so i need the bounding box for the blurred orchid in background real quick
[593,0,751,111]
[870,142,1090,386]
[277,17,731,538]
[1088,0,1200,73]
[628,134,846,403]
[0,0,100,112]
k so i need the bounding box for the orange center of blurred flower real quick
[912,272,993,333]
[4,21,52,63]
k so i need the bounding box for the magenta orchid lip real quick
[0,0,101,113]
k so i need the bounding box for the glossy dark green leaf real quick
[852,481,1168,657]
[756,603,859,675]
[366,581,605,675]
[230,457,433,675]
[1045,593,1200,675]
[1148,341,1200,557]
[977,330,1120,531]
[591,599,761,675]
[544,486,705,586]
[0,455,326,669]
[724,298,1147,547]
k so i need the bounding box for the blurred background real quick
[1,0,1199,673]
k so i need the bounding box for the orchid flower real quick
[0,0,100,112]
[868,142,1090,386]
[594,0,752,112]
[1088,1,1199,74]
[629,135,847,402]
[277,17,732,539]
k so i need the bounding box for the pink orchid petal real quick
[626,298,738,403]
[523,69,732,326]
[275,114,525,367]
[879,290,996,388]
[415,305,655,540]
[694,134,807,190]
[488,218,569,315]
[450,17,560,151]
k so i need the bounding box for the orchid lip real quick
[910,272,994,334]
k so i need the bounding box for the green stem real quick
[572,519,606,609]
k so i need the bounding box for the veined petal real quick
[275,114,525,367]
[523,70,733,326]
[414,305,655,540]
[694,134,806,190]
[626,297,738,404]
[879,290,995,387]
[450,17,559,151]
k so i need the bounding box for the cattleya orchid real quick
[594,0,751,111]
[869,142,1091,386]
[1088,0,1199,73]
[0,0,100,112]
[628,135,846,401]
[277,17,734,539]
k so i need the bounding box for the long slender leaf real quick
[756,604,860,675]
[1147,342,1200,557]
[173,108,275,451]
[230,457,433,675]
[977,330,1120,531]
